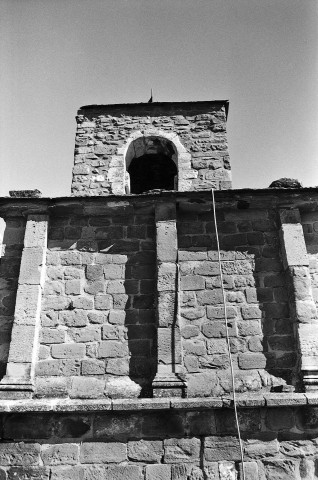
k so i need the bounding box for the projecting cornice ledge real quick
[0,393,317,413]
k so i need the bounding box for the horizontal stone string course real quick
[0,402,318,479]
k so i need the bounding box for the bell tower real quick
[71,101,231,196]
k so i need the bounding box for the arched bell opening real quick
[125,136,178,194]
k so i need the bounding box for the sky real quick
[0,0,317,197]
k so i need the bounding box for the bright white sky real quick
[0,0,317,196]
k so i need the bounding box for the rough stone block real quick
[295,300,317,323]
[42,295,71,312]
[183,340,207,356]
[181,275,205,291]
[244,439,279,457]
[8,325,35,362]
[81,359,105,375]
[65,280,82,295]
[241,305,262,319]
[197,289,223,306]
[105,377,141,399]
[34,377,68,398]
[187,372,220,397]
[102,325,126,340]
[86,264,103,281]
[128,440,163,463]
[206,305,237,319]
[51,344,85,359]
[70,377,105,399]
[103,264,125,279]
[106,358,130,375]
[207,339,228,355]
[156,221,177,262]
[237,320,262,336]
[107,280,125,294]
[202,320,237,338]
[40,328,65,344]
[7,467,49,480]
[157,327,182,364]
[24,215,48,248]
[18,247,45,285]
[80,442,127,463]
[69,326,101,343]
[157,263,177,292]
[59,310,88,327]
[219,462,236,480]
[194,261,220,276]
[41,311,60,327]
[263,459,300,480]
[113,293,129,309]
[71,296,94,310]
[109,310,125,325]
[238,353,267,369]
[163,437,200,463]
[145,464,171,480]
[204,436,241,462]
[0,443,40,466]
[15,284,42,324]
[280,223,308,268]
[98,340,129,358]
[60,251,82,266]
[95,294,112,310]
[41,444,79,465]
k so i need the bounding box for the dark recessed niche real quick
[128,154,177,194]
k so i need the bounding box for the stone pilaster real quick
[279,209,318,391]
[152,202,186,397]
[0,217,5,257]
[0,215,48,399]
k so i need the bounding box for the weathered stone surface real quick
[128,440,163,463]
[105,377,141,398]
[164,437,200,463]
[80,442,127,463]
[41,444,79,465]
[145,464,171,480]
[0,443,40,466]
[70,377,105,399]
[51,344,86,359]
[204,436,241,462]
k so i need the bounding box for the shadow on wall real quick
[37,206,158,398]
[0,217,26,380]
[177,202,298,397]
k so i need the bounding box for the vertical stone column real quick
[0,215,48,399]
[0,217,5,257]
[279,209,318,391]
[152,202,186,397]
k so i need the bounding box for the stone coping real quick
[0,393,317,413]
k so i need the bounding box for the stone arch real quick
[118,129,193,193]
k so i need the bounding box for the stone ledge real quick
[0,393,316,413]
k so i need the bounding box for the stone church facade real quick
[0,101,318,479]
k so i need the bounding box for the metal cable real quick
[211,188,246,480]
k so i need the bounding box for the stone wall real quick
[72,101,231,196]
[1,191,318,480]
[37,202,157,398]
[178,205,296,396]
[0,398,318,480]
[29,197,299,400]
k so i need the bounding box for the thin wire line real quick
[211,188,246,480]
